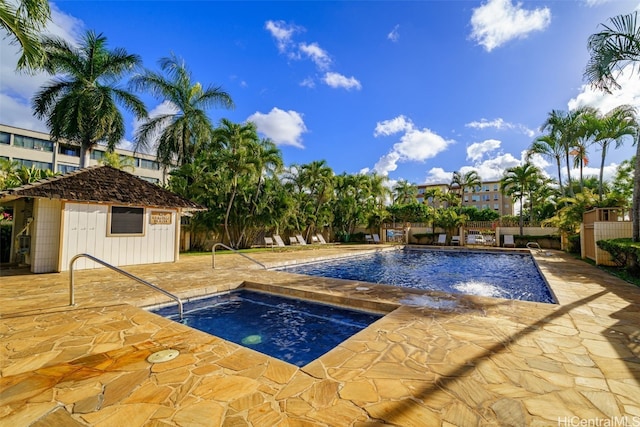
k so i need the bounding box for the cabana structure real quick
[0,165,203,273]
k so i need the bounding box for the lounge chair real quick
[264,236,274,249]
[437,234,446,245]
[365,234,374,244]
[289,236,299,245]
[372,234,381,244]
[295,234,308,245]
[316,233,327,244]
[451,236,460,246]
[273,235,286,247]
[503,235,515,248]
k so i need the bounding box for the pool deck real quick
[1,245,639,426]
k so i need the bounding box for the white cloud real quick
[424,167,453,184]
[568,65,640,114]
[265,20,300,53]
[372,117,454,176]
[322,72,362,90]
[465,117,535,137]
[247,107,308,148]
[470,0,551,52]
[469,152,521,181]
[299,77,315,88]
[374,115,413,137]
[388,25,400,42]
[467,139,502,162]
[299,42,331,70]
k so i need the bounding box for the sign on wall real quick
[150,211,172,225]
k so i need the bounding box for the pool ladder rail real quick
[526,242,552,256]
[69,253,184,319]
[211,243,267,270]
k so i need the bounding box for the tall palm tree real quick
[500,163,541,236]
[1,0,51,70]
[528,134,566,198]
[585,11,640,241]
[392,180,417,204]
[591,105,638,201]
[33,31,147,167]
[131,53,234,168]
[213,119,260,248]
[450,170,481,201]
[298,160,334,241]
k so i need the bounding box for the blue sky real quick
[2,0,639,188]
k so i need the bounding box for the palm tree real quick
[213,119,260,248]
[585,11,640,241]
[297,160,334,241]
[392,180,417,204]
[585,11,640,93]
[450,170,481,201]
[500,163,541,235]
[1,0,51,70]
[131,53,234,168]
[33,31,147,167]
[591,105,638,201]
[528,133,566,198]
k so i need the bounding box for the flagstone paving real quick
[1,245,639,426]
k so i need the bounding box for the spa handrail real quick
[69,253,183,319]
[211,243,267,270]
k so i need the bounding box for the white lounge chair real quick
[316,233,327,244]
[451,236,460,246]
[365,234,374,244]
[295,234,308,245]
[289,236,299,245]
[273,235,286,247]
[372,234,381,244]
[437,234,446,245]
[503,235,515,248]
[264,236,274,249]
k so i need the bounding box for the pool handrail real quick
[211,243,267,270]
[69,253,183,319]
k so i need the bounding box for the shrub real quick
[596,238,640,276]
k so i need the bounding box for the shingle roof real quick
[0,165,205,210]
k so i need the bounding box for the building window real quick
[14,158,52,170]
[471,195,480,202]
[494,204,499,210]
[140,176,160,184]
[13,135,53,152]
[57,164,78,174]
[483,185,490,192]
[91,150,105,160]
[139,158,160,170]
[463,196,468,202]
[493,184,499,191]
[482,194,490,201]
[0,132,10,144]
[109,206,144,235]
[494,194,499,200]
[58,144,80,157]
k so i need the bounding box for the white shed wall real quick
[31,198,62,273]
[60,202,178,271]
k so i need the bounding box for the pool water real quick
[278,249,555,303]
[151,290,382,367]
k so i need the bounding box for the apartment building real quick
[0,124,167,183]
[416,181,513,216]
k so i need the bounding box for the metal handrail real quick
[211,243,267,270]
[69,253,183,319]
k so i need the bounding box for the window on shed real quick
[109,206,144,235]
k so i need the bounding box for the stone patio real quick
[1,245,639,426]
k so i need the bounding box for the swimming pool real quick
[278,249,555,303]
[151,289,382,367]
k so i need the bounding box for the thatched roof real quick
[0,165,204,210]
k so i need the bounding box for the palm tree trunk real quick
[224,185,237,248]
[599,146,607,202]
[519,197,524,236]
[565,154,574,197]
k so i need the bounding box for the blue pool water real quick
[278,249,555,303]
[151,290,382,367]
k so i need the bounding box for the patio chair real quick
[289,236,299,245]
[451,236,460,246]
[273,235,286,247]
[264,236,274,249]
[365,234,374,244]
[295,234,308,245]
[316,233,327,244]
[437,234,446,245]
[503,235,515,248]
[372,234,381,244]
